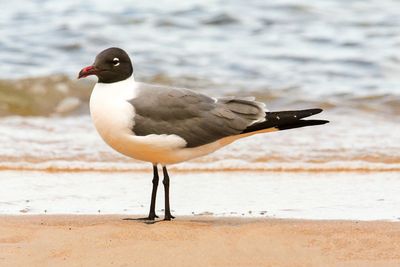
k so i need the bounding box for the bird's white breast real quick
[89,77,137,153]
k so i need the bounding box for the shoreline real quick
[2,213,400,222]
[1,166,400,172]
[0,215,399,267]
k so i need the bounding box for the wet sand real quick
[1,170,399,220]
[0,216,399,267]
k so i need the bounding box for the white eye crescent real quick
[112,57,120,66]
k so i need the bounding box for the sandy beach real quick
[0,216,399,267]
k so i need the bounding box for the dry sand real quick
[0,216,399,267]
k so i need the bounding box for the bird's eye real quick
[112,57,120,66]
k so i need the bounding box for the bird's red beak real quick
[78,65,97,79]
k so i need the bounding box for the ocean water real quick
[2,0,400,94]
[0,0,399,218]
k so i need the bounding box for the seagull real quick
[78,47,329,221]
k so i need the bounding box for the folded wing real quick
[129,83,266,148]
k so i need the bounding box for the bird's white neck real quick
[93,75,137,100]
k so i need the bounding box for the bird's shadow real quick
[122,217,165,225]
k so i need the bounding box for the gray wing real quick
[129,83,266,148]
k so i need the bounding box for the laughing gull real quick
[78,47,329,221]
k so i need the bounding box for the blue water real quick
[2,0,400,96]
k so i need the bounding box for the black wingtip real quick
[241,108,327,134]
[305,108,323,116]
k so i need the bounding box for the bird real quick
[78,47,329,221]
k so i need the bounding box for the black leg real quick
[128,164,159,221]
[148,164,160,219]
[162,166,175,220]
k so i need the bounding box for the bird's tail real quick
[241,108,329,134]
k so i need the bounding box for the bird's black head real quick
[78,47,133,83]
